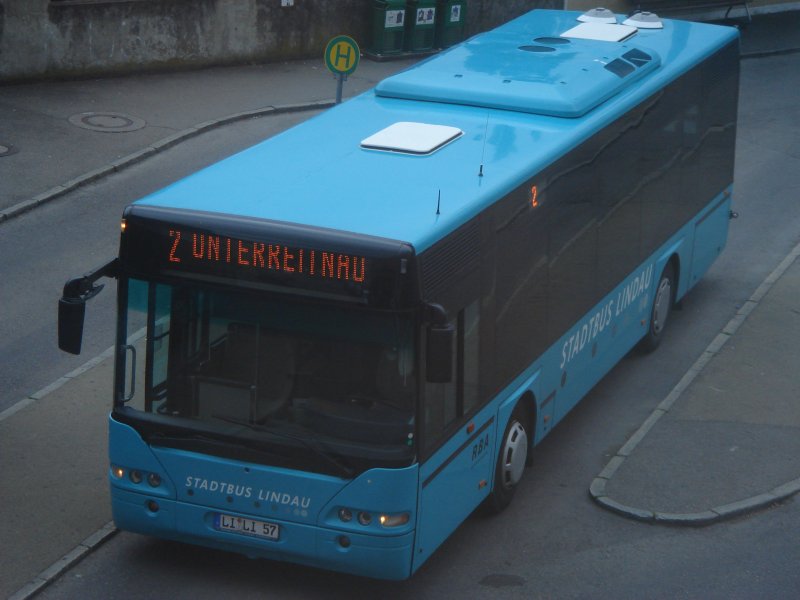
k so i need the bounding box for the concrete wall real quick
[0,0,560,82]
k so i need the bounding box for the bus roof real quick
[134,10,738,254]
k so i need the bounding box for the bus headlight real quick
[338,508,353,522]
[379,513,410,528]
[111,464,164,489]
[334,507,410,528]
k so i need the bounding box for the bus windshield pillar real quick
[425,303,454,383]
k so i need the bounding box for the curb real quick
[2,331,147,600]
[0,99,335,225]
[0,345,115,423]
[0,346,117,600]
[589,240,800,526]
[741,46,800,59]
[8,522,118,600]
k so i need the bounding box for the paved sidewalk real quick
[0,57,419,219]
[591,243,800,524]
[0,350,115,599]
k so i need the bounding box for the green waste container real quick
[405,0,437,52]
[435,0,466,49]
[369,0,407,55]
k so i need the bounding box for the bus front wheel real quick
[485,405,529,514]
[639,261,675,353]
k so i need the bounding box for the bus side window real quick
[423,300,480,451]
[123,280,172,414]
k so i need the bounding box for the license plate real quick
[215,513,280,541]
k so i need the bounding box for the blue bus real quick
[59,9,739,579]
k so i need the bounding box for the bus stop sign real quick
[325,35,360,76]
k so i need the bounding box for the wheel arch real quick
[496,389,537,466]
[667,252,681,304]
[516,391,537,447]
[516,391,537,466]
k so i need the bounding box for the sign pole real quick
[336,73,345,104]
[325,35,360,104]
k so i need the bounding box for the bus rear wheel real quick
[639,261,675,353]
[485,404,529,514]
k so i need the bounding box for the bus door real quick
[413,302,494,570]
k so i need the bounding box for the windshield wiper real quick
[211,414,354,479]
[148,431,283,463]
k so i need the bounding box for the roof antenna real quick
[436,189,441,215]
[479,110,489,177]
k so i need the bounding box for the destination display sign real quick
[119,206,418,308]
[166,228,367,285]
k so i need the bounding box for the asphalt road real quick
[5,50,800,598]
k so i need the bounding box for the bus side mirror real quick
[57,259,118,355]
[58,297,86,355]
[426,324,454,383]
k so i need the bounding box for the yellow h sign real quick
[325,36,360,76]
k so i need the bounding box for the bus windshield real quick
[119,278,417,476]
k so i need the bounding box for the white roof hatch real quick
[360,122,463,155]
[561,22,637,42]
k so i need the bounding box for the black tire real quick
[639,262,675,353]
[484,404,529,514]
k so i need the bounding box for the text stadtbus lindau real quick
[560,263,654,369]
[167,229,367,283]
